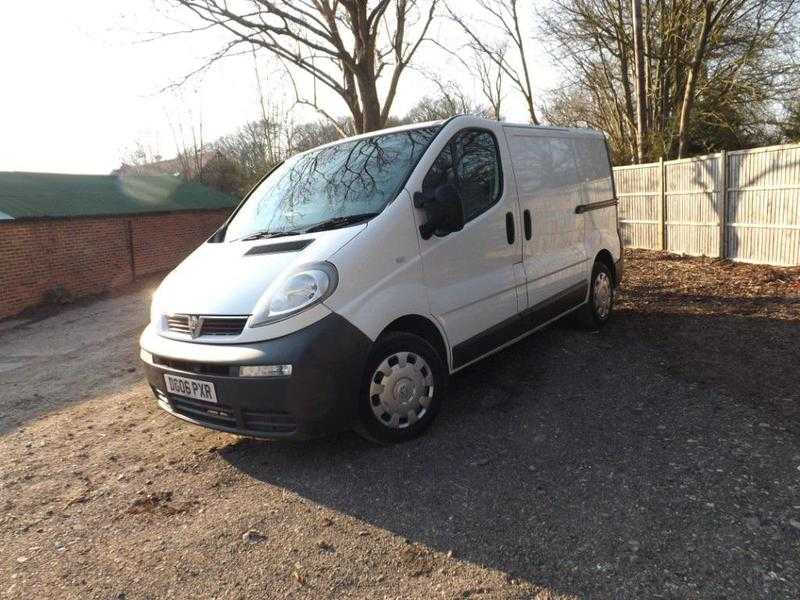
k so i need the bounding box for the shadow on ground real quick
[222,310,800,598]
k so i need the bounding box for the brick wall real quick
[130,211,231,276]
[0,208,230,320]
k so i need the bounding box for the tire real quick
[355,332,447,444]
[576,261,615,329]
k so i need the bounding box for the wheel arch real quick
[594,249,618,286]
[379,314,449,369]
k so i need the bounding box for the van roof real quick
[296,118,447,156]
[301,116,604,156]
[499,121,605,138]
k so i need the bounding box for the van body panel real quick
[574,133,622,276]
[504,128,589,311]
[406,118,525,352]
[151,225,365,343]
[324,190,438,345]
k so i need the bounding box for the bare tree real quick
[119,141,163,169]
[541,0,800,162]
[170,0,438,133]
[672,0,773,157]
[217,117,288,177]
[165,91,209,179]
[446,0,539,124]
[291,119,353,153]
[250,47,292,163]
[781,98,800,141]
[404,80,490,122]
[475,47,505,120]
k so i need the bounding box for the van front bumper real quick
[139,313,372,440]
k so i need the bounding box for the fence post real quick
[719,150,727,259]
[659,157,666,250]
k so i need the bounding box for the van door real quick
[505,130,588,321]
[574,135,620,268]
[414,127,525,370]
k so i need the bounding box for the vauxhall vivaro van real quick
[140,115,623,443]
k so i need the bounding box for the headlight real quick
[251,262,338,326]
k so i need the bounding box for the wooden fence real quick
[615,142,800,266]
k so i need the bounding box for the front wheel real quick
[355,332,447,444]
[576,261,615,329]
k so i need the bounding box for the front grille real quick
[169,395,238,429]
[153,356,235,376]
[242,409,297,434]
[153,388,297,435]
[166,315,191,334]
[165,315,248,337]
[201,317,248,336]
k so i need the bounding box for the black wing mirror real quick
[413,183,466,240]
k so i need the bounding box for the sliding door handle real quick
[505,212,515,244]
[523,209,532,241]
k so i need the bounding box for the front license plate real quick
[163,374,218,403]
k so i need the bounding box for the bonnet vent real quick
[244,239,313,256]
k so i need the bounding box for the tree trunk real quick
[632,0,648,163]
[615,0,639,161]
[356,68,384,132]
[511,0,539,125]
[677,1,714,158]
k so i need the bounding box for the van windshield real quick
[225,126,441,241]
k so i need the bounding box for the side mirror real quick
[413,183,465,240]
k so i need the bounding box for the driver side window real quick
[422,129,502,222]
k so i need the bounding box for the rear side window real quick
[422,129,502,222]
[548,138,580,188]
[575,137,614,201]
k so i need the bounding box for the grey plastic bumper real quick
[140,313,372,439]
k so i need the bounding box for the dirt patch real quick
[125,491,195,516]
[0,272,167,330]
[619,249,800,319]
[1,250,799,599]
[617,250,800,421]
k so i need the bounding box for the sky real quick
[0,1,559,175]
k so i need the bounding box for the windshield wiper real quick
[237,229,302,242]
[303,213,378,234]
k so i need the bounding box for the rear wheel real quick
[355,332,446,444]
[576,261,614,329]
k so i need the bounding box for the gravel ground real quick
[1,250,799,600]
